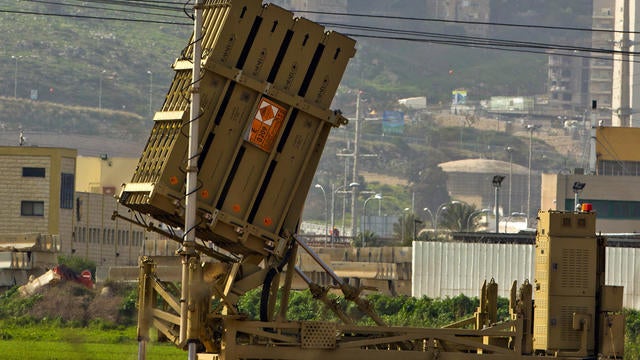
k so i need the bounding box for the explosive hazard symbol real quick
[247,97,287,152]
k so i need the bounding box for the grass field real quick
[0,340,184,360]
[0,322,184,360]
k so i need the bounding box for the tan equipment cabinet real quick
[534,211,597,355]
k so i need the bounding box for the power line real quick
[323,22,638,56]
[294,10,640,36]
[25,0,182,19]
[3,2,639,62]
[343,33,634,64]
[0,7,190,25]
[46,0,186,11]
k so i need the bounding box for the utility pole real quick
[505,146,514,215]
[180,2,202,360]
[492,176,504,233]
[526,124,540,225]
[612,0,631,126]
[338,90,376,240]
[350,90,361,240]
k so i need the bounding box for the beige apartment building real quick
[0,146,76,287]
[73,155,178,266]
[75,155,138,195]
[0,146,77,244]
[0,148,176,282]
[542,127,640,233]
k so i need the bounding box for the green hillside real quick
[0,1,190,116]
[0,1,589,118]
[0,1,582,216]
[0,96,148,140]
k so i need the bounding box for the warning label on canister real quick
[247,97,287,152]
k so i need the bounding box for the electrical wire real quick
[596,132,630,175]
[43,0,186,12]
[26,0,181,19]
[322,21,634,56]
[4,1,640,62]
[0,7,190,25]
[340,32,639,64]
[293,9,640,36]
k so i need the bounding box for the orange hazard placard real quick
[247,97,287,152]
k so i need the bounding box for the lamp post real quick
[505,146,514,215]
[572,181,586,211]
[147,70,153,117]
[413,218,422,241]
[362,193,382,246]
[401,207,410,244]
[98,69,106,109]
[332,182,359,243]
[434,201,460,234]
[314,184,328,245]
[492,175,505,233]
[467,208,491,232]
[526,124,541,224]
[423,207,434,229]
[350,182,361,242]
[11,55,21,98]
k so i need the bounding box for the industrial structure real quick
[114,1,626,359]
[439,158,534,220]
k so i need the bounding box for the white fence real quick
[412,241,640,309]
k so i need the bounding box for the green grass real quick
[0,340,183,360]
[0,322,184,360]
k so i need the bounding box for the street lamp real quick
[11,55,21,98]
[526,124,541,224]
[362,193,382,246]
[98,69,106,109]
[147,70,153,117]
[401,207,410,244]
[505,146,514,215]
[572,181,586,210]
[423,207,435,229]
[466,208,491,232]
[314,184,328,245]
[332,182,359,243]
[434,201,460,234]
[413,218,423,241]
[350,182,361,241]
[492,175,505,233]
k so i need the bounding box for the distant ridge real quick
[0,131,144,158]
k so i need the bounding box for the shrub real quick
[57,255,96,280]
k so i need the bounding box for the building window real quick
[21,201,44,216]
[566,198,640,220]
[60,173,74,209]
[23,167,45,177]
